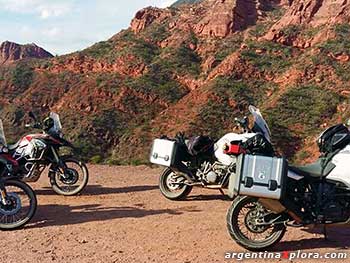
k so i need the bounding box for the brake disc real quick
[245,209,269,233]
[60,168,79,185]
[0,193,22,216]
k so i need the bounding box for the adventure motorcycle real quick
[8,111,89,196]
[226,112,350,251]
[150,106,273,200]
[0,120,37,230]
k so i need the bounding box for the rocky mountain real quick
[0,41,53,65]
[0,0,349,164]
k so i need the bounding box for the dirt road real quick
[1,165,349,263]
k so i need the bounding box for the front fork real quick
[0,179,8,206]
[50,146,68,178]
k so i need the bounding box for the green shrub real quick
[83,41,114,59]
[90,155,103,164]
[126,59,189,103]
[249,24,271,38]
[105,158,123,166]
[267,85,342,134]
[241,41,293,73]
[82,30,160,65]
[129,159,146,166]
[314,24,350,81]
[158,44,201,76]
[282,25,301,37]
[11,63,34,90]
[215,34,243,62]
[142,23,171,43]
[192,76,275,138]
[130,39,160,64]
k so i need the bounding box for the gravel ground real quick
[0,165,349,263]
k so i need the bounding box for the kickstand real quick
[323,224,328,241]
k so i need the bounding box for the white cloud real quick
[0,1,178,55]
[0,0,71,19]
[38,4,71,19]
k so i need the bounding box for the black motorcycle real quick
[151,106,274,200]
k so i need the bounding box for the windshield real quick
[249,105,272,142]
[0,120,6,146]
[49,112,62,133]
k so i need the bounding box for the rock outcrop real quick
[130,7,171,33]
[266,0,350,41]
[194,0,273,37]
[0,41,53,65]
[131,0,277,39]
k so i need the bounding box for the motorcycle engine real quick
[205,171,218,184]
[320,184,348,222]
[198,162,229,185]
[323,201,345,222]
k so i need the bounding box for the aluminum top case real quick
[228,154,287,200]
[150,139,178,167]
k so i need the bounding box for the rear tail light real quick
[224,143,245,155]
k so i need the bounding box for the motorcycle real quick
[226,112,350,251]
[150,106,274,200]
[0,120,37,230]
[8,111,89,196]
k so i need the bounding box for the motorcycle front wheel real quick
[159,168,192,200]
[49,157,89,196]
[0,180,37,230]
[226,196,286,251]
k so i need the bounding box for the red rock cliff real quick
[0,41,53,65]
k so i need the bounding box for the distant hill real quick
[0,41,53,65]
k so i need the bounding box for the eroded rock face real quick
[131,0,274,39]
[266,0,350,40]
[48,55,145,77]
[0,41,53,65]
[194,0,264,37]
[130,7,171,33]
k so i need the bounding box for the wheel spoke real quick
[235,200,277,242]
[0,182,32,227]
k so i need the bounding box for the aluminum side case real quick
[150,139,178,167]
[228,154,287,200]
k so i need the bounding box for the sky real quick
[0,0,174,55]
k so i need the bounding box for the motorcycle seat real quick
[7,140,20,151]
[289,158,335,178]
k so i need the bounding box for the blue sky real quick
[0,0,174,55]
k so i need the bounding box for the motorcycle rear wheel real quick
[49,157,89,196]
[159,168,192,200]
[226,196,286,251]
[0,180,37,230]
